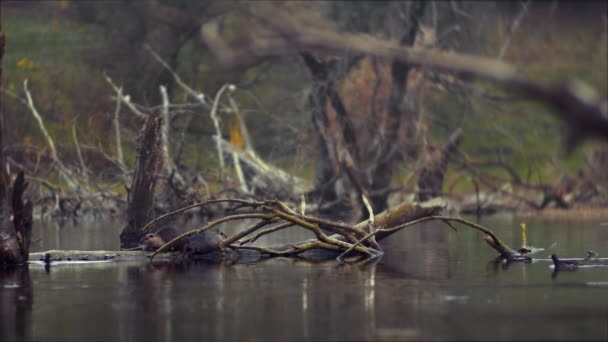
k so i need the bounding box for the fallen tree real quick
[136,197,521,262]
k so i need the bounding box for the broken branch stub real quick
[121,116,164,248]
[0,172,33,265]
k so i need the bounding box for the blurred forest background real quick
[1,0,607,220]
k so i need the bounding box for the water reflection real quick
[0,267,33,342]
[1,218,607,340]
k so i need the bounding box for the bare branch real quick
[237,222,294,245]
[150,213,273,259]
[112,84,127,170]
[498,1,530,60]
[23,79,78,191]
[145,45,208,105]
[71,121,89,184]
[104,74,147,119]
[210,84,233,185]
[140,198,266,232]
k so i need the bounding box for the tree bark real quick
[302,53,339,204]
[0,172,33,266]
[302,53,369,219]
[369,1,427,212]
[0,31,34,266]
[120,116,163,248]
[417,128,463,201]
[0,31,8,212]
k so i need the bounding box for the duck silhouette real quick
[551,254,578,271]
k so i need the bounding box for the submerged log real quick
[120,116,163,248]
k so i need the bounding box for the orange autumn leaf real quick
[229,116,245,150]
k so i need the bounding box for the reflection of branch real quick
[201,4,608,149]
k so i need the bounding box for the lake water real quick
[2,215,608,341]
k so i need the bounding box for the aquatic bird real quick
[551,254,578,271]
[586,250,599,259]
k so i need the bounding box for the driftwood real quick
[120,116,164,248]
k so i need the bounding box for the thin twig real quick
[104,74,147,118]
[145,45,209,105]
[140,198,265,232]
[498,1,530,60]
[223,219,280,246]
[71,120,89,183]
[210,84,234,185]
[24,79,78,190]
[112,83,126,169]
[150,213,273,260]
[238,222,294,245]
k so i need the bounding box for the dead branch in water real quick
[146,197,519,262]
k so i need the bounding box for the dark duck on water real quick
[551,254,579,271]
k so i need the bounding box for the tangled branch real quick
[146,198,520,262]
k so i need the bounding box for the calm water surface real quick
[2,215,608,341]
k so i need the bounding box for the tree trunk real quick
[302,53,368,220]
[120,116,164,248]
[417,128,463,201]
[302,54,340,205]
[0,31,8,212]
[0,172,33,266]
[369,1,427,212]
[0,31,34,266]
